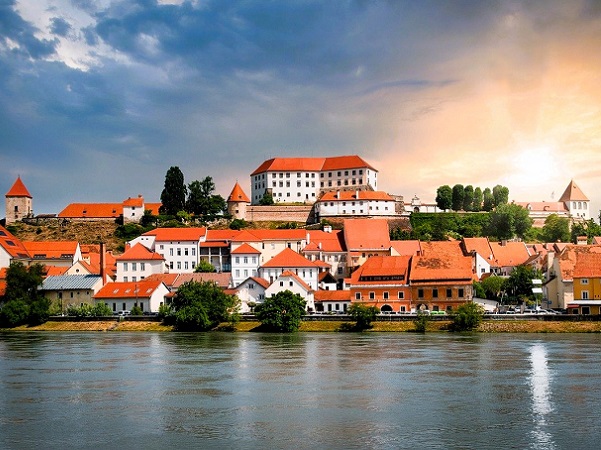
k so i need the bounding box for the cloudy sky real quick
[2,0,601,217]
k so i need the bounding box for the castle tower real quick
[5,176,33,225]
[227,182,250,220]
[559,180,590,221]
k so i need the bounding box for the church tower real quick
[559,180,590,221]
[227,182,250,220]
[5,176,33,225]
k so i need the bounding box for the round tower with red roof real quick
[227,181,250,220]
[5,176,33,225]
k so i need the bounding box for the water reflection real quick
[529,343,556,450]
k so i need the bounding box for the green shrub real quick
[131,305,143,316]
[0,299,31,327]
[347,304,379,331]
[452,302,485,331]
[413,312,430,332]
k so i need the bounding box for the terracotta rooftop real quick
[5,176,32,198]
[489,241,531,267]
[58,203,122,218]
[142,227,207,242]
[559,180,589,202]
[231,243,261,254]
[410,241,473,283]
[94,280,165,299]
[343,218,390,251]
[557,245,601,281]
[116,243,164,261]
[251,155,376,175]
[0,225,30,259]
[391,240,421,256]
[350,255,411,284]
[122,196,144,207]
[172,272,231,289]
[463,237,493,260]
[227,182,250,203]
[319,190,392,201]
[303,229,345,253]
[314,290,352,302]
[262,248,320,268]
[22,241,79,259]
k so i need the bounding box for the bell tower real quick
[5,176,33,224]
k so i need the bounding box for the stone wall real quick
[245,205,315,224]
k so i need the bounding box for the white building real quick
[129,228,207,273]
[316,190,397,218]
[94,280,169,313]
[230,243,261,287]
[115,243,166,282]
[250,155,378,205]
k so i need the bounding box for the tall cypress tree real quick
[160,166,187,215]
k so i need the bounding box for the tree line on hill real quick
[435,184,509,212]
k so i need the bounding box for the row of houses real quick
[4,213,601,316]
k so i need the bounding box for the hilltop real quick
[7,221,124,253]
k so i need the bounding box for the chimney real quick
[100,243,106,285]
[355,190,359,199]
[306,232,310,244]
[336,190,340,199]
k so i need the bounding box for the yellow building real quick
[569,253,601,315]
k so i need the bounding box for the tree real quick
[492,185,509,207]
[254,290,306,332]
[487,203,532,240]
[0,262,49,327]
[472,187,483,212]
[480,276,506,301]
[194,260,216,273]
[435,185,452,211]
[504,265,541,304]
[168,281,238,331]
[259,191,275,206]
[541,214,570,243]
[482,188,494,212]
[570,219,601,244]
[452,302,484,331]
[451,184,465,211]
[463,185,474,212]
[160,166,187,216]
[187,176,226,221]
[347,304,379,330]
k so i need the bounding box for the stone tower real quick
[5,176,33,225]
[227,182,250,220]
[559,180,590,221]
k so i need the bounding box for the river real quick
[0,332,599,449]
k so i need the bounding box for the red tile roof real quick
[245,276,271,289]
[0,225,30,259]
[23,241,79,259]
[251,155,376,176]
[144,203,162,215]
[142,227,207,242]
[94,280,165,299]
[303,230,345,252]
[319,190,392,201]
[205,229,241,241]
[573,253,601,278]
[172,272,231,289]
[391,240,421,256]
[462,237,493,259]
[489,241,531,267]
[58,203,122,218]
[410,241,473,283]
[350,256,410,285]
[557,245,601,281]
[314,290,352,302]
[262,248,319,268]
[227,182,250,203]
[559,180,589,202]
[5,176,32,198]
[122,196,144,207]
[515,201,568,213]
[43,266,69,276]
[231,243,261,254]
[116,243,164,261]
[144,273,180,287]
[343,218,390,251]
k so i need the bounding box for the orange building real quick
[409,241,474,313]
[349,255,412,313]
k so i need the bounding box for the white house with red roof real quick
[0,225,30,268]
[94,280,169,313]
[231,243,261,286]
[5,176,33,225]
[249,155,378,205]
[115,243,166,282]
[130,227,207,273]
[234,277,270,313]
[264,270,316,311]
[316,190,398,218]
[301,228,347,283]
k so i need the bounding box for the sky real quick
[1,0,601,218]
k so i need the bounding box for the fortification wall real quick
[246,205,315,223]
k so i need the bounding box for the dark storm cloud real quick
[49,17,72,37]
[0,0,58,58]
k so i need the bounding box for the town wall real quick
[245,205,315,223]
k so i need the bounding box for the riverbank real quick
[4,319,601,333]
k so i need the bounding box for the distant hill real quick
[8,221,124,253]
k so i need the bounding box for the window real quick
[398,292,404,299]
[123,263,128,271]
[124,277,128,282]
[132,276,137,282]
[177,249,181,256]
[192,248,196,256]
[582,291,589,299]
[432,289,438,298]
[400,306,406,312]
[184,262,189,270]
[458,288,464,298]
[418,289,424,298]
[235,269,240,277]
[235,257,240,264]
[140,263,145,271]
[581,279,589,285]
[170,248,173,256]
[132,263,137,271]
[177,262,181,270]
[184,248,188,256]
[243,257,248,264]
[355,292,361,300]
[446,289,452,298]
[289,281,293,287]
[280,281,284,287]
[369,292,375,299]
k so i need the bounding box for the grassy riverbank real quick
[4,319,601,333]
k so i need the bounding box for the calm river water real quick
[0,332,600,449]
